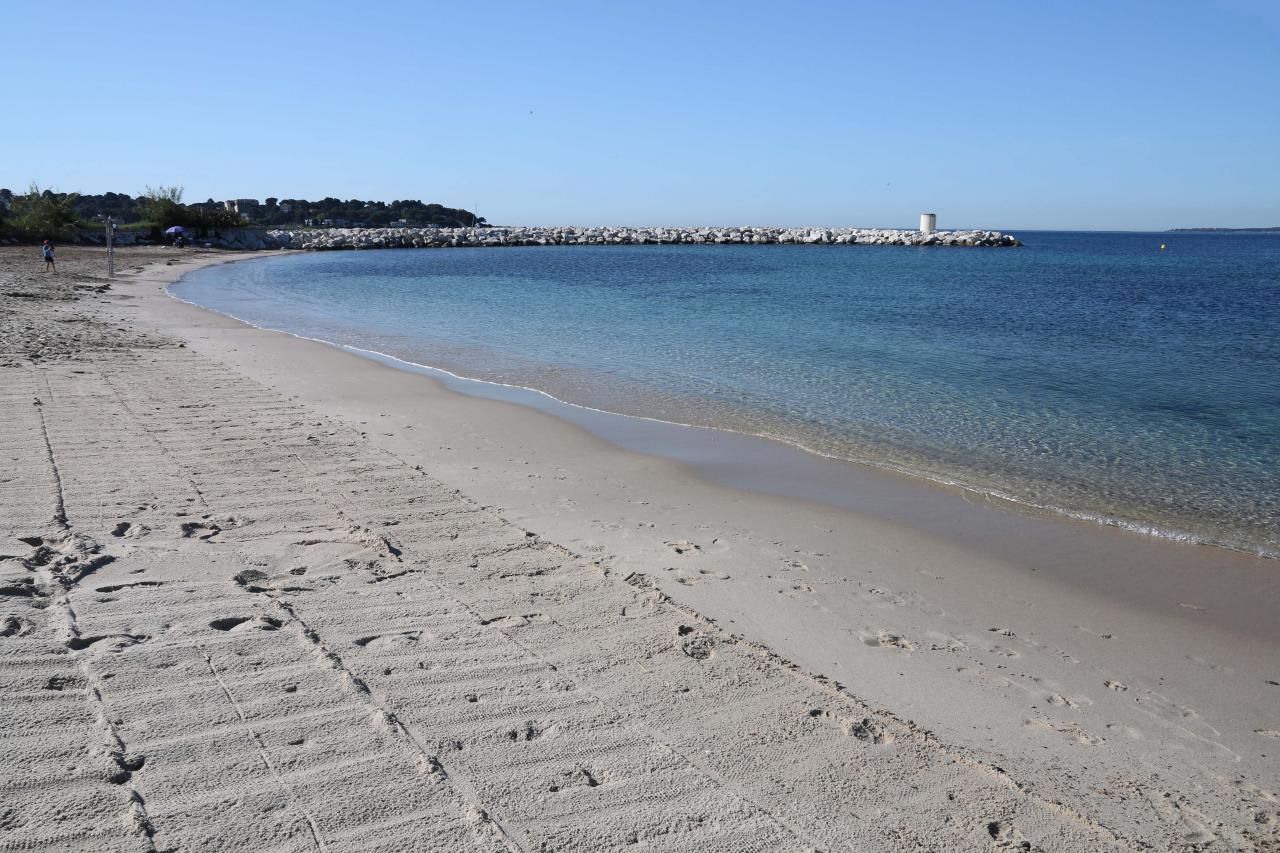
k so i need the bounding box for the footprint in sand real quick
[234,567,331,595]
[0,576,39,598]
[854,583,906,608]
[857,629,915,651]
[208,615,282,632]
[665,540,701,556]
[1184,654,1234,675]
[505,721,557,743]
[924,631,968,652]
[1142,789,1220,846]
[110,521,150,539]
[664,567,699,586]
[94,581,163,593]
[479,613,550,630]
[353,630,424,649]
[624,573,657,591]
[666,567,730,586]
[986,819,1034,851]
[809,708,896,744]
[676,625,714,660]
[1044,692,1089,709]
[67,633,149,651]
[547,765,601,792]
[1134,691,1208,727]
[180,520,221,540]
[621,590,660,618]
[0,615,35,637]
[19,533,113,585]
[233,569,271,591]
[1134,691,1238,758]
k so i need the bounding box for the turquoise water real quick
[173,232,1280,556]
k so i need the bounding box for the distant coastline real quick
[1167,226,1280,233]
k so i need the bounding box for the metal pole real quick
[106,216,114,278]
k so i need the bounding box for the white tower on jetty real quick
[920,213,937,234]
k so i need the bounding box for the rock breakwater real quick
[267,225,1021,250]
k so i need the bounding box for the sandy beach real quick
[2,245,1277,851]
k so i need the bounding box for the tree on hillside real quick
[72,191,145,224]
[142,185,186,227]
[0,184,484,236]
[7,183,81,239]
[136,186,242,233]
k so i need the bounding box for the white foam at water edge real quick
[166,281,1278,562]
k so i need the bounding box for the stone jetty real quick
[37,225,1020,251]
[266,225,1021,250]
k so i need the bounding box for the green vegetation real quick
[1,184,83,241]
[139,186,243,231]
[0,185,483,241]
[253,198,484,228]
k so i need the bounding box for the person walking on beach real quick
[41,240,55,273]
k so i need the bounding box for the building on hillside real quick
[219,198,263,222]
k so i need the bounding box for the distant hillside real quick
[1167,226,1280,233]
[0,186,482,238]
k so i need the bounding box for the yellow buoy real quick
[1160,243,1166,250]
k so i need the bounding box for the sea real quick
[171,231,1280,558]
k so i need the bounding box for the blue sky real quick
[7,1,1278,229]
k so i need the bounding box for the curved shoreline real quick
[95,245,1279,850]
[168,256,1275,560]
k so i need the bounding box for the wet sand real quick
[2,245,1277,851]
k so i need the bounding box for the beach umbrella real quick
[164,225,187,235]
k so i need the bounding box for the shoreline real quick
[142,255,1280,631]
[146,250,1280,625]
[169,276,1278,561]
[322,343,1280,561]
[156,255,1280,640]
[5,246,1277,849]
[171,250,1277,561]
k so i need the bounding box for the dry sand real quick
[1,245,1277,851]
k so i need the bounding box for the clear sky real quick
[7,0,1278,230]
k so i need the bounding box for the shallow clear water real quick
[173,232,1280,556]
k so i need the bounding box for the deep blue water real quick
[173,232,1280,556]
